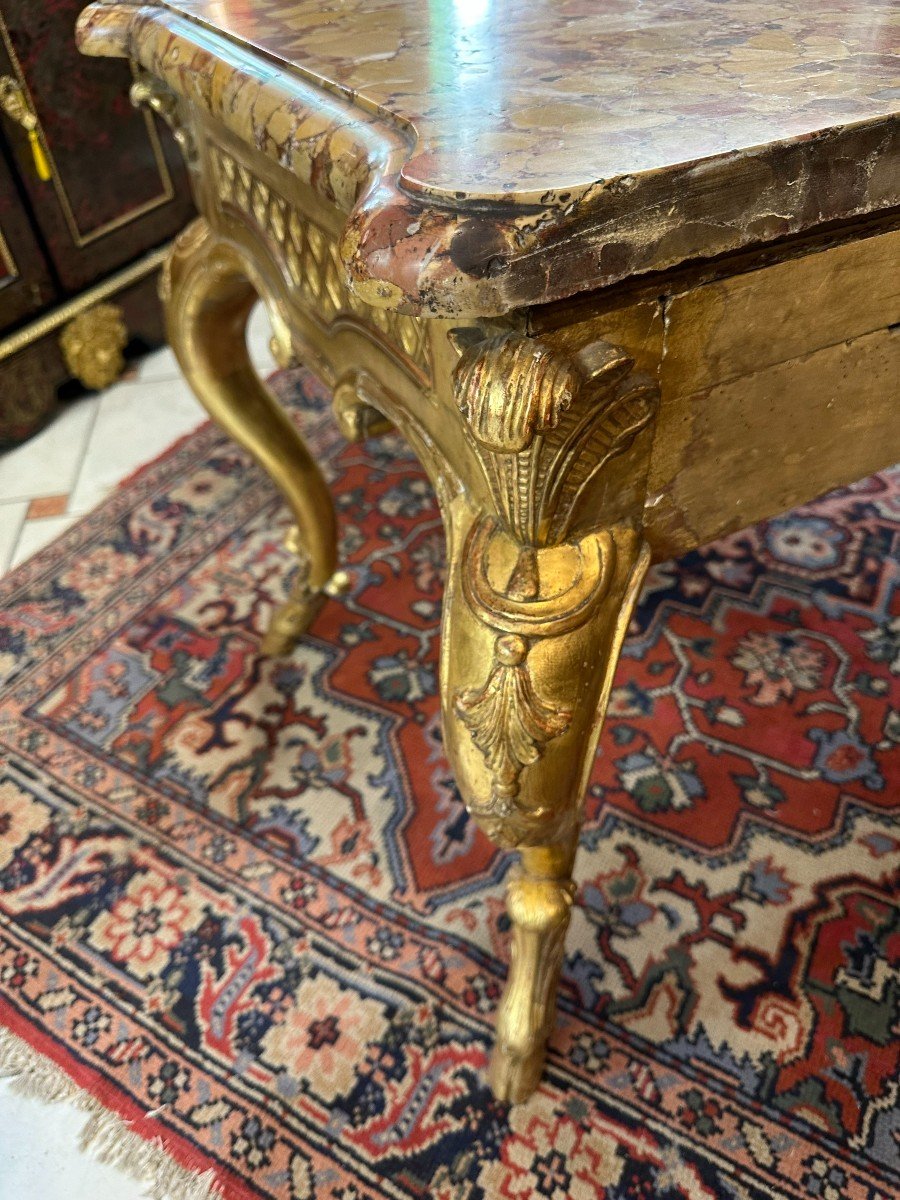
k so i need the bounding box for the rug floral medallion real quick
[0,372,897,1200]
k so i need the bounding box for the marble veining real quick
[88,0,899,202]
[78,1,899,315]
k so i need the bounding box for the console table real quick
[77,0,899,1103]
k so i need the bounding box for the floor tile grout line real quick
[0,502,28,578]
[1,337,263,575]
[4,395,98,571]
[0,392,99,504]
[0,489,83,507]
[9,515,81,576]
[66,394,104,517]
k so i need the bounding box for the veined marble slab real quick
[78,1,899,314]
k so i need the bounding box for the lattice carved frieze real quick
[210,145,430,375]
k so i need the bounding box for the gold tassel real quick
[27,126,51,181]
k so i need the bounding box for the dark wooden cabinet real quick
[0,1,194,445]
[0,146,56,327]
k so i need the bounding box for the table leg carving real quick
[490,839,577,1103]
[441,330,658,1101]
[166,219,661,1099]
[162,219,339,654]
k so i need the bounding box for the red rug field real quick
[0,370,897,1199]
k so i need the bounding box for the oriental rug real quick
[0,370,897,1200]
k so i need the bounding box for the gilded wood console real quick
[78,0,900,1103]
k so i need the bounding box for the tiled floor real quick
[0,304,277,578]
[0,1079,151,1200]
[0,304,276,1199]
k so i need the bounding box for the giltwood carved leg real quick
[490,837,578,1102]
[441,332,658,1102]
[163,219,340,654]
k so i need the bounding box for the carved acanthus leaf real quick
[451,333,658,830]
[454,634,571,815]
[208,145,430,376]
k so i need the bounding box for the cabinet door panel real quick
[1,2,194,292]
[0,147,57,327]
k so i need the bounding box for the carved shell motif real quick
[454,333,657,546]
[451,332,659,826]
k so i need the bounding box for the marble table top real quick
[78,1,899,315]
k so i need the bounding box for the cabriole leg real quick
[163,219,340,654]
[440,330,659,1102]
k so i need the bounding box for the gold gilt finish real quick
[158,190,658,1099]
[0,224,17,277]
[0,245,169,365]
[450,332,658,844]
[0,74,52,181]
[163,219,342,654]
[59,302,128,390]
[77,0,900,1107]
[130,71,197,168]
[209,144,430,377]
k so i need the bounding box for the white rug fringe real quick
[0,1024,223,1200]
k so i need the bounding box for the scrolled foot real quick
[489,1033,548,1106]
[262,531,351,655]
[261,592,324,656]
[489,872,575,1104]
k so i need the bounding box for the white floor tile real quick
[0,396,99,504]
[0,500,28,574]
[247,301,277,375]
[68,376,206,515]
[10,513,81,568]
[130,345,183,384]
[0,1078,149,1200]
[0,309,282,575]
[134,303,275,382]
